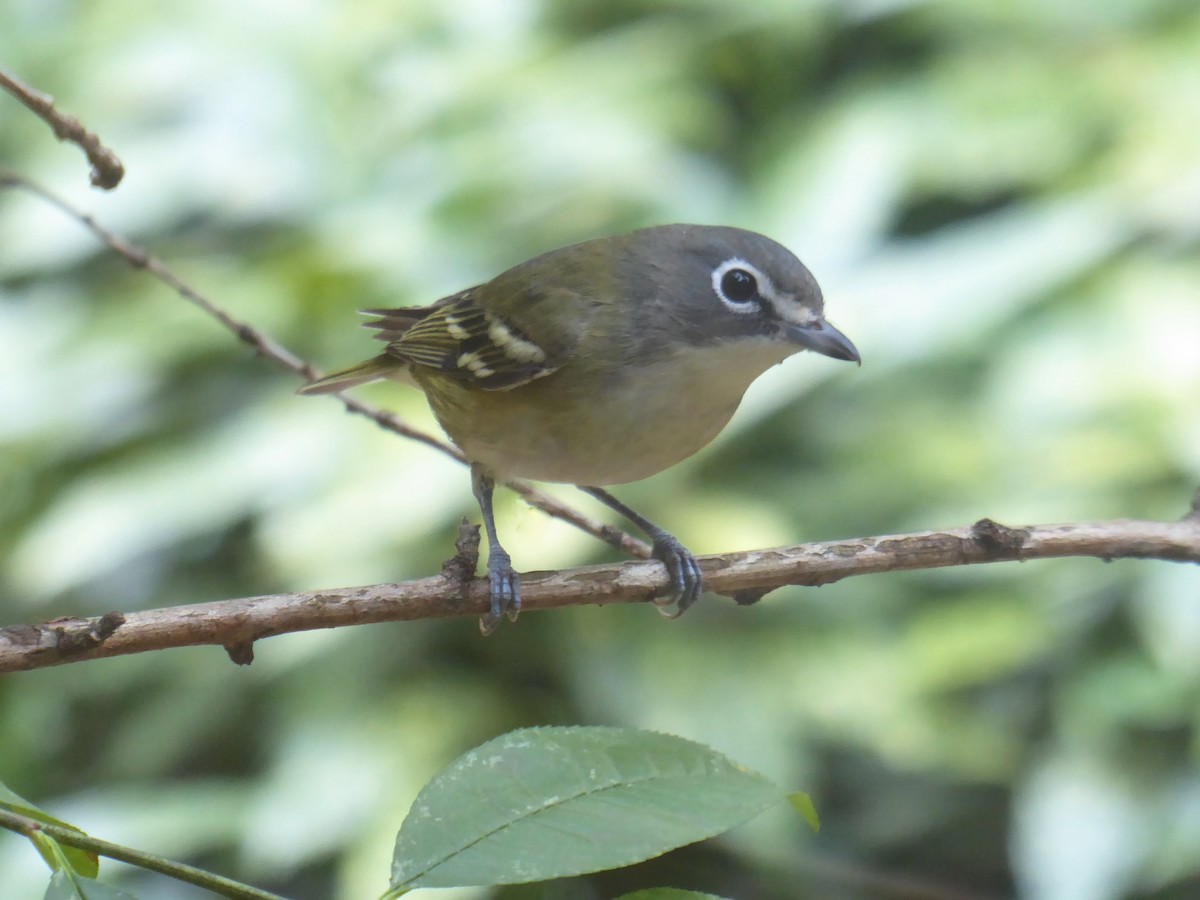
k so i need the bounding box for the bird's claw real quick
[650,533,704,617]
[479,549,521,636]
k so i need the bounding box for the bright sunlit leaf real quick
[787,791,820,832]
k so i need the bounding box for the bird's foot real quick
[650,532,704,618]
[479,548,521,636]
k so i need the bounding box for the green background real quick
[2,1,1199,898]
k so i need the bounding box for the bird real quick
[299,224,859,632]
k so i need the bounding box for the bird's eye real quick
[712,258,769,313]
[719,268,758,304]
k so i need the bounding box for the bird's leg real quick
[579,486,704,617]
[471,463,520,634]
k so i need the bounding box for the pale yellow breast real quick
[420,339,797,485]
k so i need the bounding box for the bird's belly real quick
[458,387,739,485]
[425,341,795,485]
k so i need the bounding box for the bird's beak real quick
[785,319,861,365]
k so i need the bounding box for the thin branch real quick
[0,66,124,189]
[2,514,1197,674]
[0,167,650,560]
[0,807,286,900]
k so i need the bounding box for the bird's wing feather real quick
[362,289,561,391]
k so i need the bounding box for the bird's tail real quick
[296,354,399,395]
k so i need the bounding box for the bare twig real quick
[0,807,286,900]
[2,515,1197,674]
[0,167,650,559]
[0,66,124,189]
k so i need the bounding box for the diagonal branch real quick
[0,807,286,900]
[0,66,125,189]
[0,167,651,559]
[2,513,1197,674]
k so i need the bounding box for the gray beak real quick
[785,319,861,365]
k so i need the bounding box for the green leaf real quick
[1,781,62,824]
[787,791,820,832]
[614,890,730,900]
[30,829,64,874]
[391,726,785,889]
[43,869,139,900]
[1,781,100,878]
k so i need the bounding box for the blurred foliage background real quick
[2,1,1199,898]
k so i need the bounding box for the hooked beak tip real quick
[787,320,860,366]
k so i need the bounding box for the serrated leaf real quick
[787,791,820,832]
[614,889,730,900]
[43,869,139,900]
[2,781,100,877]
[391,726,784,889]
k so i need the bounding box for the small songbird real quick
[300,224,859,632]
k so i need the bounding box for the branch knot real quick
[971,518,1030,557]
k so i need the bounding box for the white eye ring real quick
[712,258,767,313]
